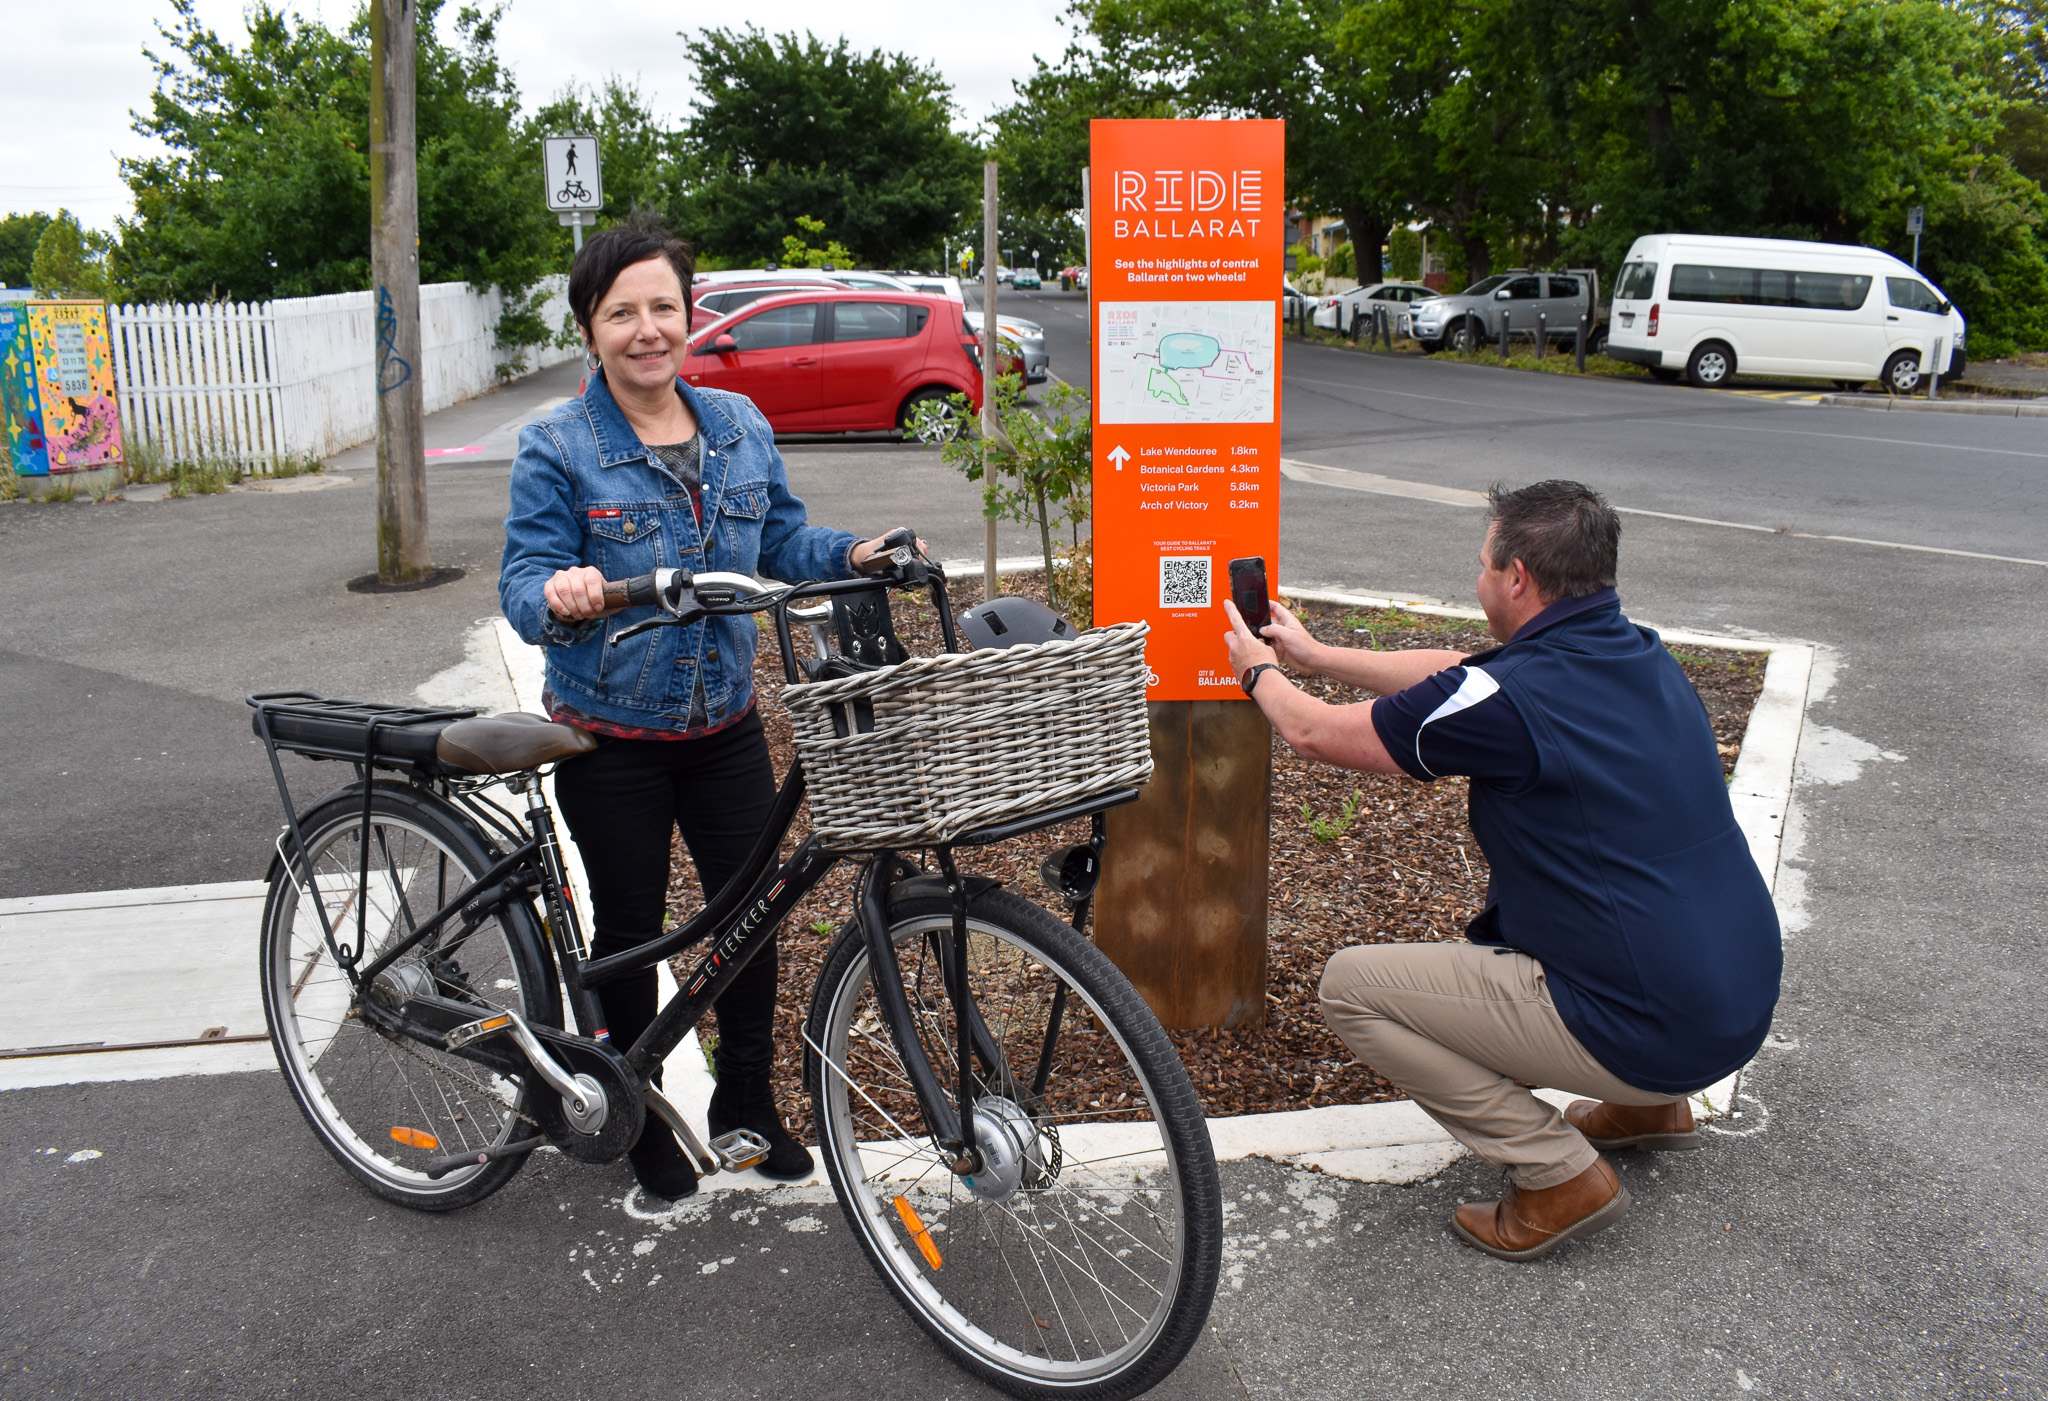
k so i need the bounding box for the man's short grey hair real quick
[1485,480,1620,600]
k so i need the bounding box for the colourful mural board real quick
[25,301,123,472]
[0,303,48,476]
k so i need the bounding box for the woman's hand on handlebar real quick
[851,528,928,575]
[544,565,620,622]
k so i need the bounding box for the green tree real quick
[117,0,554,303]
[779,214,858,268]
[674,27,980,267]
[30,211,114,299]
[0,213,54,289]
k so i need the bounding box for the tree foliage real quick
[673,27,980,268]
[0,213,55,290]
[116,0,555,303]
[1009,0,2048,351]
[30,212,116,299]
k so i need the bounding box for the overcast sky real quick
[3,0,1073,231]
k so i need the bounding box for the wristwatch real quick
[1240,663,1280,697]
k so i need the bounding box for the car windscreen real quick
[1615,262,1657,300]
[1670,264,1871,310]
[727,303,820,350]
[1461,276,1508,296]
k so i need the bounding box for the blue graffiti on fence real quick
[376,285,412,395]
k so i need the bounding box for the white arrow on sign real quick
[1107,445,1130,470]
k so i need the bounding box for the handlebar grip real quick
[606,573,660,608]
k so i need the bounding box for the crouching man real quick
[1224,480,1780,1261]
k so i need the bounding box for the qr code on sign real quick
[1159,555,1212,608]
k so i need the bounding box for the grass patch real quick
[1427,345,1653,379]
[125,436,244,496]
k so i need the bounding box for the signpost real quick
[1086,119,1285,1029]
[545,135,604,253]
[1907,205,1925,269]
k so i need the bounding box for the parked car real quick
[693,280,852,321]
[682,290,983,439]
[996,266,1016,286]
[1281,280,1313,320]
[1409,270,1608,355]
[889,273,966,301]
[963,311,1049,383]
[1012,268,1042,290]
[696,268,915,294]
[1059,264,1088,289]
[1313,281,1435,332]
[1605,233,1966,391]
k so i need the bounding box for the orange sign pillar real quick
[1087,119,1284,1029]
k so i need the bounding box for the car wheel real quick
[900,387,965,444]
[1588,327,1609,356]
[1881,350,1922,395]
[1648,366,1683,383]
[1453,319,1485,354]
[1686,341,1736,388]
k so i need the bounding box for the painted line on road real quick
[1282,459,2048,569]
[1650,417,2048,460]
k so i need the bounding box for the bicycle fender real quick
[885,873,1004,911]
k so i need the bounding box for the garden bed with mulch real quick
[665,576,1765,1136]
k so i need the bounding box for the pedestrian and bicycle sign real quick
[543,135,603,214]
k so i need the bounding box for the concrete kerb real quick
[1816,392,2048,416]
[483,568,1811,1196]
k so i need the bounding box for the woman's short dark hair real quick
[568,222,697,342]
[1485,479,1620,600]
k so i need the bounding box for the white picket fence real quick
[109,277,575,468]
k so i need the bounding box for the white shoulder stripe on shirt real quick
[1412,665,1500,778]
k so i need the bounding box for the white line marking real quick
[1648,418,2048,460]
[1281,460,2048,568]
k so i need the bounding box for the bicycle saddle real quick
[435,713,598,774]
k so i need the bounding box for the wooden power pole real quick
[370,0,430,585]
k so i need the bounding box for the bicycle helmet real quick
[958,596,1076,650]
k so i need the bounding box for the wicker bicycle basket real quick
[782,620,1154,850]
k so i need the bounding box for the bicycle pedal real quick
[708,1129,770,1173]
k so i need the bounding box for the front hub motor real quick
[961,1096,1048,1203]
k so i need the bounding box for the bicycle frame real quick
[255,563,1138,1170]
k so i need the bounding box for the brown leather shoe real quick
[1451,1158,1631,1261]
[1565,1097,1701,1152]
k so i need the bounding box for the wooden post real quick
[980,161,1001,603]
[1094,700,1272,1030]
[370,0,430,585]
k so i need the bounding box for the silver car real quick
[963,311,1049,383]
[1409,271,1605,354]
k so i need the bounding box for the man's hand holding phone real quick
[1224,596,1320,677]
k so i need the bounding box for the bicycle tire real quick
[260,785,559,1211]
[804,885,1221,1400]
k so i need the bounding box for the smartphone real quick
[1228,556,1272,635]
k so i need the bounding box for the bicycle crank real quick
[438,1006,643,1165]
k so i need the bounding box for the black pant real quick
[552,710,780,1080]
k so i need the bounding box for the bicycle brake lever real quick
[608,608,703,646]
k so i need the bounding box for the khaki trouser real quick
[1319,941,1680,1190]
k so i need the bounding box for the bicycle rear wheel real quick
[260,786,557,1211]
[805,885,1221,1400]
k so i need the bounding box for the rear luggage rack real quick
[247,692,477,773]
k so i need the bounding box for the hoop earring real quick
[583,348,602,372]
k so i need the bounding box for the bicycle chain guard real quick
[522,1025,644,1165]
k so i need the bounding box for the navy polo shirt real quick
[1370,590,1782,1094]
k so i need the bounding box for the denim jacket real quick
[500,371,861,731]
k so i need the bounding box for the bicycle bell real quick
[958,596,1075,651]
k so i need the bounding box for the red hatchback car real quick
[681,289,984,439]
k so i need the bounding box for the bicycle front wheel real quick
[805,885,1221,1400]
[260,786,558,1211]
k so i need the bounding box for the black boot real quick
[708,1071,814,1180]
[627,1117,700,1200]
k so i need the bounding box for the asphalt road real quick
[5,320,2047,1398]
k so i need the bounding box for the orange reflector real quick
[894,1195,943,1270]
[390,1126,440,1151]
[476,1014,512,1034]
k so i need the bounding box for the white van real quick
[1606,234,1965,392]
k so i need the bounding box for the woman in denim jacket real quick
[500,224,911,1200]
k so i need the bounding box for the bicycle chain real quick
[375,1011,543,1133]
